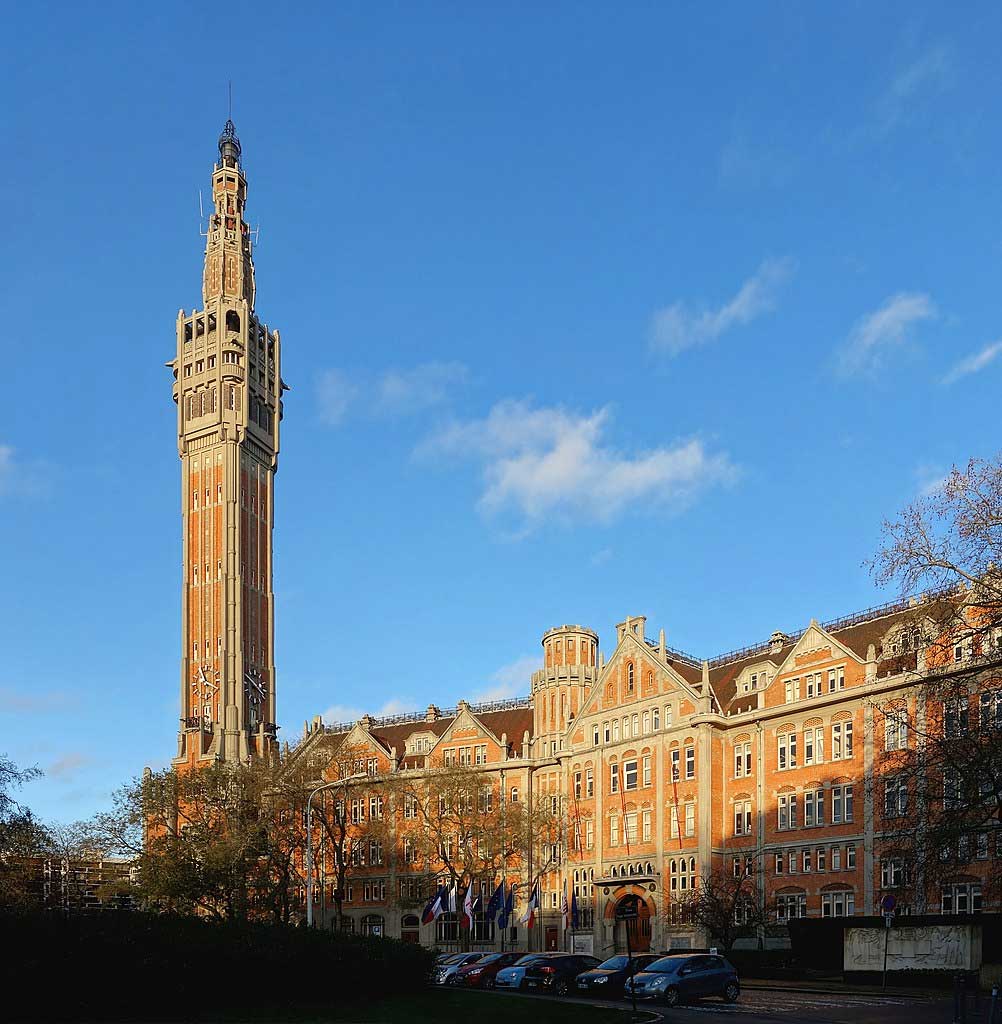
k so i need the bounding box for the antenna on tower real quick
[228,80,233,120]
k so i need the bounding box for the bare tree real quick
[867,454,1002,905]
[677,867,767,952]
[0,755,48,910]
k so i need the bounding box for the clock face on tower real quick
[244,668,267,724]
[191,665,220,720]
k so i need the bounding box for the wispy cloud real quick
[47,752,92,780]
[321,697,417,727]
[941,341,1002,386]
[0,445,50,498]
[650,258,795,356]
[590,547,613,567]
[0,687,77,714]
[876,44,953,133]
[837,292,936,377]
[473,655,539,702]
[719,126,796,190]
[316,362,468,425]
[915,463,949,498]
[316,370,357,426]
[419,400,737,533]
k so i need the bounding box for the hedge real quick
[0,911,436,1021]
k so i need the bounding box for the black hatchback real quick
[575,954,662,997]
[522,953,601,996]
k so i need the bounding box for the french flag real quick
[421,886,444,925]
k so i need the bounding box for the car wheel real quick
[555,979,569,997]
[663,986,680,1007]
[723,982,740,1004]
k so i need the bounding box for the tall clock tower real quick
[170,120,285,765]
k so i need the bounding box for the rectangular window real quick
[586,766,594,797]
[734,741,752,777]
[642,755,652,787]
[592,725,600,746]
[585,819,594,849]
[832,720,853,760]
[778,732,798,770]
[788,851,797,874]
[832,846,841,871]
[613,720,620,741]
[574,772,582,800]
[944,697,969,738]
[604,722,611,743]
[624,759,638,791]
[685,745,695,780]
[784,677,801,702]
[685,802,695,837]
[610,764,620,794]
[664,705,673,726]
[775,853,784,874]
[884,777,907,817]
[817,847,827,871]
[653,707,661,730]
[670,804,679,838]
[885,708,908,750]
[670,748,680,781]
[642,809,652,842]
[846,844,856,869]
[804,727,823,765]
[827,667,845,692]
[610,815,619,847]
[822,891,855,917]
[803,850,812,872]
[624,812,638,845]
[474,744,487,765]
[734,799,752,836]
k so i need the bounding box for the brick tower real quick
[170,120,285,765]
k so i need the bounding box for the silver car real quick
[432,952,487,985]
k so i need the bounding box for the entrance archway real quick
[613,895,652,952]
[401,914,420,944]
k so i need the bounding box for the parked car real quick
[494,953,559,990]
[623,954,740,1006]
[575,953,663,997]
[432,952,486,985]
[522,953,602,996]
[454,951,525,989]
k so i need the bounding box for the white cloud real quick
[316,369,356,425]
[473,655,539,702]
[47,752,92,780]
[941,341,1002,386]
[650,258,795,355]
[376,362,468,416]
[877,44,952,132]
[321,697,417,727]
[420,400,736,531]
[915,463,949,498]
[837,292,936,376]
[317,362,468,424]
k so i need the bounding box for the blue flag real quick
[571,890,579,930]
[498,882,516,929]
[485,880,505,919]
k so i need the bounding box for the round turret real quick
[532,624,600,755]
[218,119,242,168]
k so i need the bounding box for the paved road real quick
[489,986,960,1024]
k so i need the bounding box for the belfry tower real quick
[170,121,285,765]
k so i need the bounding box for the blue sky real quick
[3,2,1002,824]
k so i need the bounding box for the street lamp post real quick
[306,772,368,928]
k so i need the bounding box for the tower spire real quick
[172,122,285,766]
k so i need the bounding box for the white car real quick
[432,952,487,985]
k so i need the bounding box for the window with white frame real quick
[778,793,797,830]
[613,720,620,741]
[586,766,594,797]
[822,890,854,917]
[664,705,673,727]
[733,799,752,836]
[624,812,638,845]
[776,892,807,920]
[623,759,638,791]
[802,850,812,872]
[642,809,652,842]
[653,707,661,731]
[643,711,650,734]
[603,722,611,743]
[831,720,853,759]
[685,802,695,837]
[778,731,798,770]
[942,882,982,914]
[817,847,827,871]
[670,804,680,838]
[805,672,822,698]
[734,741,752,778]
[827,667,845,693]
[880,857,911,888]
[804,727,824,766]
[685,745,695,779]
[586,819,594,849]
[884,777,907,817]
[784,678,800,703]
[980,690,1002,731]
[804,788,824,827]
[610,763,620,793]
[610,815,620,847]
[885,708,908,750]
[642,754,652,787]
[831,846,842,871]
[846,844,856,869]
[832,784,853,823]
[670,748,680,781]
[592,725,600,746]
[788,851,798,873]
[944,697,970,738]
[775,852,784,874]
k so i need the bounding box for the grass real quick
[215,990,646,1023]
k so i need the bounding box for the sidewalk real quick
[741,978,945,999]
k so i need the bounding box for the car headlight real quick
[649,976,668,989]
[468,969,482,976]
[594,976,608,984]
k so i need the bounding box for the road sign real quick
[884,912,894,928]
[616,895,640,921]
[880,894,896,912]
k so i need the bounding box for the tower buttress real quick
[169,121,285,765]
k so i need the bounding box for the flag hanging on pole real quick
[519,884,539,929]
[485,880,505,920]
[462,884,475,929]
[421,886,444,925]
[571,889,579,930]
[561,880,569,930]
[447,882,458,914]
[499,882,515,929]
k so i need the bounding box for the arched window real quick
[627,663,635,692]
[226,309,241,333]
[632,714,639,735]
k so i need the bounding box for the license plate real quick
[526,980,538,987]
[577,982,588,989]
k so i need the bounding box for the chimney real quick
[425,704,441,723]
[770,631,787,655]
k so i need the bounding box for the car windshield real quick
[440,954,463,964]
[475,954,502,965]
[647,957,685,974]
[514,954,544,965]
[598,956,630,969]
[463,954,484,963]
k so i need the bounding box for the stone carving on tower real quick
[169,120,285,765]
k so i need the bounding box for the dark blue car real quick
[623,953,740,1006]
